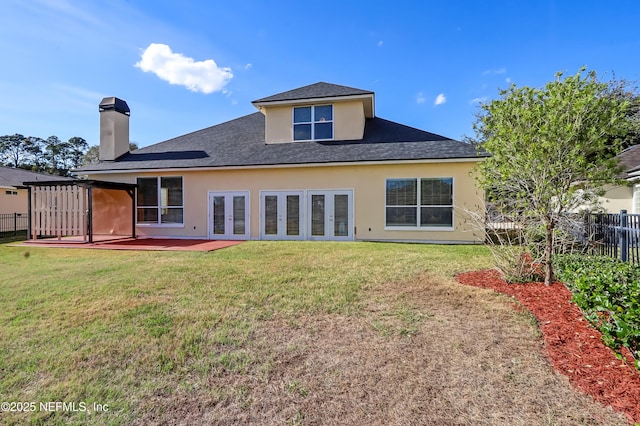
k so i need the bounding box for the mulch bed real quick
[456,269,640,424]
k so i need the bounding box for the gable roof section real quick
[0,165,71,189]
[77,112,484,173]
[252,82,373,104]
[617,144,640,178]
[252,82,375,118]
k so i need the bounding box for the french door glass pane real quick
[311,195,325,236]
[286,195,300,236]
[334,194,348,236]
[213,196,225,234]
[233,196,245,234]
[265,195,278,235]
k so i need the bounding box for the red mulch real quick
[456,269,640,424]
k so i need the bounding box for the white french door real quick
[261,191,305,240]
[307,190,353,241]
[208,191,250,240]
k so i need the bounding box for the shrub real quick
[554,254,640,368]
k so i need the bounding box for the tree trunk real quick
[544,222,554,286]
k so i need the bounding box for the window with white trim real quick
[385,178,453,228]
[293,105,333,141]
[136,177,184,224]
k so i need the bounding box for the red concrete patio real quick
[16,237,244,252]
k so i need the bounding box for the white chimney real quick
[99,97,130,161]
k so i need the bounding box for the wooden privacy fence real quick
[584,210,640,264]
[31,184,88,240]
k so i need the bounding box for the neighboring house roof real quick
[0,165,71,189]
[618,144,640,178]
[77,112,484,172]
[252,82,374,104]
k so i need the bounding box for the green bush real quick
[554,254,640,368]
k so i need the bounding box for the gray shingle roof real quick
[77,112,484,172]
[617,144,640,178]
[0,166,71,188]
[252,82,374,104]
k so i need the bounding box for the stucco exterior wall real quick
[263,100,365,144]
[0,189,28,214]
[87,161,483,243]
[598,184,633,213]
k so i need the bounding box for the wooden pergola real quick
[23,179,137,243]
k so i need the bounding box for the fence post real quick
[14,213,17,236]
[620,209,628,262]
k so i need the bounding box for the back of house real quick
[75,82,486,243]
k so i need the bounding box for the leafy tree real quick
[0,133,89,175]
[43,135,67,175]
[82,142,139,165]
[473,68,631,285]
[66,137,89,169]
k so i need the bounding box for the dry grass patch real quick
[133,275,626,426]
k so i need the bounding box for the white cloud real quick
[377,40,383,47]
[469,97,488,105]
[434,93,446,106]
[482,67,507,75]
[244,63,252,70]
[135,43,233,94]
[416,92,426,104]
[506,77,512,83]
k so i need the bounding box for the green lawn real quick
[0,242,489,424]
[1,242,626,425]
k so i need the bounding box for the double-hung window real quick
[293,105,333,141]
[137,177,184,225]
[385,178,453,228]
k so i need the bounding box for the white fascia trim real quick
[254,94,375,117]
[81,157,484,176]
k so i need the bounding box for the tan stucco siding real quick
[263,100,365,144]
[0,189,28,214]
[599,184,633,213]
[87,161,483,243]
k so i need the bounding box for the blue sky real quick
[1,0,639,148]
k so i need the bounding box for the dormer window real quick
[293,105,333,141]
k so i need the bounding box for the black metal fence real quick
[585,210,640,263]
[0,213,28,239]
